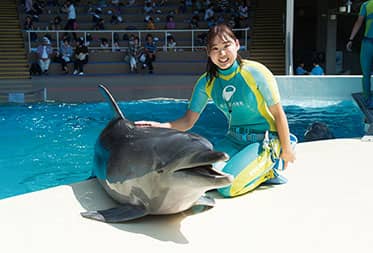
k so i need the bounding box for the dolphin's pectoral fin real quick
[187,195,216,215]
[80,203,148,223]
[194,195,216,207]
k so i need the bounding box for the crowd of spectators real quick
[23,0,252,75]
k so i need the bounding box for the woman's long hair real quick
[206,24,242,85]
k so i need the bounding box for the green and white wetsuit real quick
[188,59,296,197]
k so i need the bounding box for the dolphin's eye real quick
[157,169,164,174]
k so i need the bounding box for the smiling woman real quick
[135,24,296,198]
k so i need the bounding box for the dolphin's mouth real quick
[173,151,230,179]
[175,165,228,179]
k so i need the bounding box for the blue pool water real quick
[0,100,365,199]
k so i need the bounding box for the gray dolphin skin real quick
[80,84,233,223]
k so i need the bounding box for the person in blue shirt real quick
[295,61,308,75]
[136,24,296,197]
[58,38,73,74]
[310,60,324,75]
[143,33,157,74]
[347,0,373,108]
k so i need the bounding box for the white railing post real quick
[111,31,114,52]
[56,31,60,50]
[138,31,141,46]
[192,30,194,52]
[164,31,167,51]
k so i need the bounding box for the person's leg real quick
[147,54,155,73]
[262,133,298,185]
[38,59,45,72]
[217,141,276,197]
[61,59,68,72]
[77,60,83,72]
[44,59,51,73]
[80,57,88,73]
[213,135,275,197]
[38,59,48,72]
[73,60,79,74]
[360,40,373,105]
[129,56,135,71]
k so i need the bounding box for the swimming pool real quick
[0,99,364,199]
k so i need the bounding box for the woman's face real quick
[208,33,240,70]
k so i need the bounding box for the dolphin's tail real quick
[98,84,125,120]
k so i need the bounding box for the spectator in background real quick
[127,0,136,6]
[110,9,123,24]
[113,41,121,52]
[73,38,89,76]
[143,33,157,74]
[85,32,93,46]
[159,0,167,6]
[24,15,37,41]
[25,0,33,14]
[144,2,153,14]
[227,18,236,29]
[310,60,324,75]
[167,35,177,52]
[49,16,62,30]
[189,15,199,29]
[178,1,186,14]
[32,1,43,15]
[295,61,308,75]
[185,0,192,7]
[194,0,204,14]
[128,35,141,72]
[207,17,216,28]
[62,0,77,41]
[204,4,214,21]
[36,37,53,75]
[94,18,105,30]
[100,38,110,51]
[111,0,121,14]
[165,15,176,29]
[238,1,250,21]
[58,38,73,74]
[146,17,156,30]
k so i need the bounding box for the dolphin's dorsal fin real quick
[98,84,125,119]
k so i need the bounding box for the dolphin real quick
[80,84,233,223]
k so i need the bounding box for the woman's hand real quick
[280,149,296,169]
[135,121,170,128]
[346,41,353,52]
[135,110,200,132]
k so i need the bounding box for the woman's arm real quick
[269,103,296,169]
[135,109,200,132]
[347,15,364,51]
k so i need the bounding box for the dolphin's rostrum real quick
[80,84,233,223]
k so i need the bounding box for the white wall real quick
[276,75,363,101]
